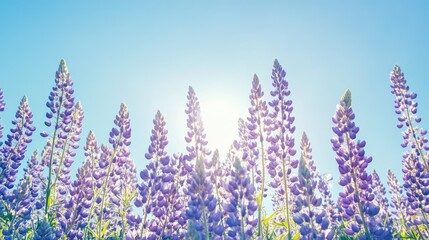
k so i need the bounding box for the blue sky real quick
[1,1,429,197]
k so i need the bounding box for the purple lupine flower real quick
[136,111,184,239]
[291,132,333,240]
[183,86,211,174]
[390,65,429,170]
[331,90,390,239]
[210,149,228,231]
[246,74,270,213]
[42,59,81,215]
[136,111,169,233]
[387,169,408,234]
[145,153,185,240]
[0,96,35,201]
[0,88,5,141]
[370,170,390,225]
[2,151,43,240]
[44,101,84,237]
[186,154,221,239]
[184,87,223,239]
[115,150,137,238]
[266,59,298,238]
[80,131,101,236]
[95,103,133,238]
[317,174,340,232]
[56,102,84,191]
[402,152,429,238]
[62,131,100,239]
[369,170,393,236]
[238,118,259,186]
[223,157,258,240]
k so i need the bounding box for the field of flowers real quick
[0,58,426,240]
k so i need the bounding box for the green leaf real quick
[262,211,277,225]
[292,232,300,240]
[102,219,112,237]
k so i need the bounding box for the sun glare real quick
[200,96,245,157]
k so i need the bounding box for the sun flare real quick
[200,96,245,156]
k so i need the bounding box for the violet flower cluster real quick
[266,59,298,238]
[0,96,35,202]
[95,103,135,238]
[3,151,43,239]
[41,59,84,229]
[246,74,271,237]
[223,157,258,239]
[331,90,390,239]
[136,111,185,239]
[184,87,224,240]
[390,65,429,238]
[390,66,429,168]
[61,131,99,239]
[291,132,332,239]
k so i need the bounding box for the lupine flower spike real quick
[291,132,332,239]
[331,90,392,239]
[184,87,223,239]
[246,74,270,237]
[390,65,429,170]
[267,59,298,239]
[0,96,35,201]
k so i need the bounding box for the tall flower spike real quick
[223,157,258,240]
[390,65,429,170]
[317,174,339,231]
[95,103,132,238]
[331,90,391,239]
[136,111,183,239]
[183,86,211,173]
[43,59,79,215]
[3,151,44,239]
[371,171,390,222]
[62,131,100,239]
[246,74,270,237]
[266,59,298,239]
[0,96,35,201]
[184,87,223,239]
[211,149,228,231]
[238,118,258,184]
[291,133,333,240]
[387,169,408,235]
[401,152,429,238]
[0,88,5,141]
[370,170,392,235]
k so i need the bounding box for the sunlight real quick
[200,95,245,157]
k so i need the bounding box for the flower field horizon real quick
[1,57,428,239]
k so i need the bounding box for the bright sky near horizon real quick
[1,1,429,197]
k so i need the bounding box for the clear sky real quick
[1,1,429,197]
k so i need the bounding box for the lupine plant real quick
[1,59,429,240]
[267,59,298,240]
[291,132,332,239]
[246,74,270,237]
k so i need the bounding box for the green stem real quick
[257,105,266,237]
[45,87,65,214]
[405,107,428,172]
[51,108,78,196]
